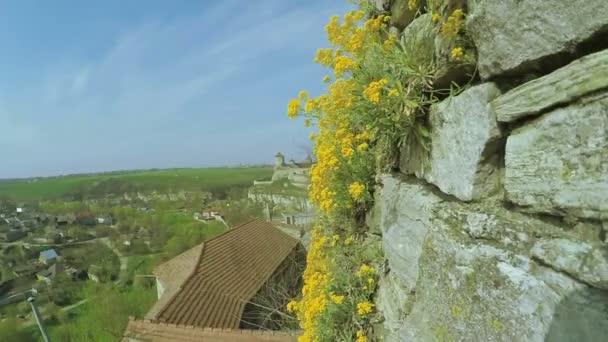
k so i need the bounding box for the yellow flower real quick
[314,48,334,66]
[451,47,464,60]
[299,90,308,99]
[432,13,441,22]
[357,301,375,316]
[344,236,354,246]
[287,98,300,119]
[356,330,367,342]
[323,75,331,83]
[287,300,298,313]
[356,264,376,277]
[348,182,365,200]
[357,143,369,152]
[388,88,399,97]
[441,8,465,38]
[367,277,375,285]
[341,145,354,158]
[331,234,340,247]
[334,55,356,77]
[330,293,345,304]
[408,0,418,10]
[363,79,388,103]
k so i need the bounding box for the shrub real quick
[286,1,471,341]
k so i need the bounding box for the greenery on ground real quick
[248,178,308,198]
[285,1,469,341]
[0,167,272,201]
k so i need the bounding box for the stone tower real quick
[274,152,285,168]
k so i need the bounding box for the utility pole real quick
[0,288,51,342]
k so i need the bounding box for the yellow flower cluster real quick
[356,264,376,277]
[451,47,464,60]
[363,78,389,103]
[407,0,418,10]
[334,55,356,77]
[356,329,368,342]
[357,301,375,316]
[285,4,407,340]
[441,9,465,38]
[291,228,332,342]
[287,99,301,119]
[348,182,366,200]
[330,293,345,304]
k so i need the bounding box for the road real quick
[0,237,102,248]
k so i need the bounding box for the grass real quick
[0,167,273,201]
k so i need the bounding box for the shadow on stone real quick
[545,287,608,342]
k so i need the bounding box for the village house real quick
[39,249,59,265]
[123,219,304,341]
[55,214,75,226]
[0,229,26,242]
[96,215,114,225]
[36,262,64,285]
[281,212,317,227]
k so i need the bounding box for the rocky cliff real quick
[371,1,608,341]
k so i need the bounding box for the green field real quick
[0,167,273,200]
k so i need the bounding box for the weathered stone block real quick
[494,49,608,123]
[375,175,608,342]
[375,175,442,289]
[532,238,608,290]
[401,83,503,201]
[505,92,608,220]
[375,272,412,333]
[390,0,420,30]
[466,0,608,79]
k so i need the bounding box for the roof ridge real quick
[197,218,259,244]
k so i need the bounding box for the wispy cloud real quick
[0,0,354,178]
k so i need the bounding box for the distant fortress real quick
[253,152,312,188]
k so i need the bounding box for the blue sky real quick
[0,0,354,178]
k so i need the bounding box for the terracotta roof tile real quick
[152,219,299,329]
[145,244,204,319]
[123,318,299,342]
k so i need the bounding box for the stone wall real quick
[371,1,608,341]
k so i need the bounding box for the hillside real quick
[0,167,273,201]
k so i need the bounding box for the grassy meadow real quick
[0,167,273,200]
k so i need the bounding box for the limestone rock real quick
[401,83,503,201]
[494,49,608,123]
[505,92,608,220]
[401,14,435,65]
[390,0,419,30]
[375,175,442,288]
[375,175,608,341]
[466,0,608,79]
[373,0,392,12]
[376,272,413,333]
[532,238,608,290]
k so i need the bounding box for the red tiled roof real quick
[150,219,299,329]
[145,244,204,319]
[123,318,299,342]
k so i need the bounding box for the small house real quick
[281,212,317,226]
[55,215,75,226]
[76,211,96,226]
[36,262,64,284]
[0,229,26,242]
[39,249,59,265]
[96,215,114,225]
